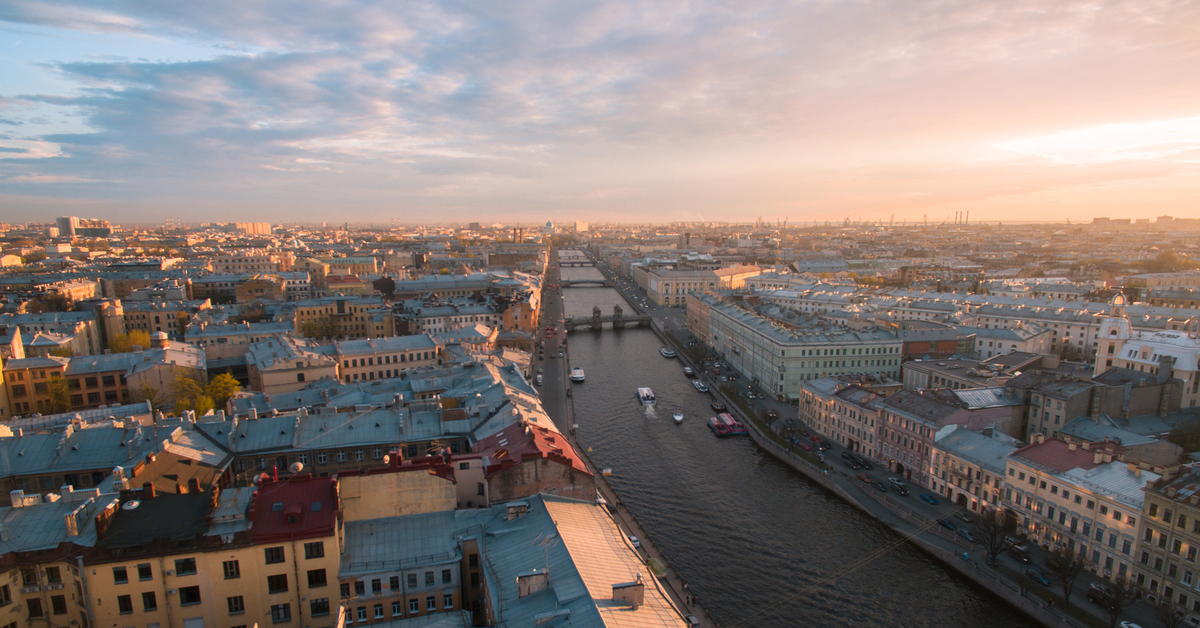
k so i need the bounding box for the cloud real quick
[0,139,62,159]
[6,173,111,183]
[0,0,1198,221]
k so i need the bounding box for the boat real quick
[692,380,709,393]
[637,387,657,406]
[707,415,731,437]
[710,400,726,412]
[569,367,585,382]
[683,366,695,377]
[659,347,677,358]
[672,412,684,424]
[716,412,747,436]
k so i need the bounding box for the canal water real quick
[560,276,1039,628]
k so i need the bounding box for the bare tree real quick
[1155,597,1187,628]
[1099,576,1141,628]
[974,507,1015,566]
[1045,547,1087,605]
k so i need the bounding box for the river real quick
[557,257,1040,628]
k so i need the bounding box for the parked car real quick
[1087,583,1114,605]
[1025,569,1052,587]
[920,493,939,505]
[795,441,812,452]
[957,528,976,543]
[937,518,956,531]
[842,458,861,470]
[953,511,971,524]
[855,456,873,471]
[1007,545,1031,563]
[892,485,910,496]
[1118,622,1144,628]
[856,473,872,483]
[628,535,640,548]
[873,481,888,492]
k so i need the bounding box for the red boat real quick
[707,416,731,437]
[716,413,747,436]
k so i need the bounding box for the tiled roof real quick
[251,475,338,543]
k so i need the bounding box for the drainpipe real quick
[76,555,95,628]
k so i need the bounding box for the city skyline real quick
[1,0,1198,224]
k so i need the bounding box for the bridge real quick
[563,305,651,331]
[560,279,613,288]
[558,261,594,267]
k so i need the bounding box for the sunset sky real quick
[1,0,1197,225]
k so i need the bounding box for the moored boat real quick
[637,387,657,406]
[683,366,695,377]
[717,412,747,436]
[707,415,731,436]
[710,399,726,412]
[692,380,708,393]
[672,412,684,424]
[570,367,585,382]
[659,347,676,358]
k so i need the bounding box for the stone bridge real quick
[563,305,651,331]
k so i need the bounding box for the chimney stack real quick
[142,482,156,499]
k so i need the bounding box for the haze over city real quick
[2,1,1198,224]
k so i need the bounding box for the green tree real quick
[109,330,152,353]
[130,381,166,407]
[47,375,70,413]
[49,346,74,358]
[173,373,214,415]
[1167,421,1200,454]
[176,313,190,338]
[205,373,240,411]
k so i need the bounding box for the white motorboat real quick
[570,367,585,382]
[692,380,709,393]
[672,412,684,424]
[637,387,657,406]
[659,347,676,358]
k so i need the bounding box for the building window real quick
[305,541,325,559]
[372,579,382,594]
[354,581,365,596]
[442,569,452,584]
[408,573,417,588]
[44,567,61,584]
[264,546,286,564]
[357,607,367,621]
[375,604,384,619]
[308,569,327,588]
[409,599,419,613]
[311,598,330,617]
[444,593,453,609]
[267,574,289,594]
[117,594,133,614]
[271,603,291,623]
[113,566,128,584]
[390,576,400,590]
[179,586,201,605]
[228,596,245,614]
[392,601,402,615]
[426,596,436,611]
[51,594,67,615]
[175,558,197,575]
[138,563,152,581]
[142,591,157,611]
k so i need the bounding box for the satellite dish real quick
[122,500,141,510]
[253,473,270,486]
[288,462,304,474]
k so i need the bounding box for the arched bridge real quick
[563,305,651,331]
[560,279,613,288]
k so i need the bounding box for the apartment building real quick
[636,265,761,307]
[334,335,440,384]
[245,335,339,394]
[293,296,395,340]
[800,378,891,459]
[1003,435,1158,582]
[930,426,1017,513]
[1095,294,1200,407]
[1137,469,1200,613]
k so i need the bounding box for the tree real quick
[1155,597,1188,628]
[205,373,240,411]
[46,375,71,414]
[130,381,166,408]
[1045,547,1087,605]
[975,508,1017,566]
[1167,421,1200,454]
[49,346,74,358]
[109,330,152,353]
[1099,576,1141,628]
[173,373,214,416]
[176,313,190,338]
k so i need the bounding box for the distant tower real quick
[1094,293,1132,377]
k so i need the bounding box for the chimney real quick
[1128,462,1141,477]
[612,574,646,609]
[1094,452,1104,465]
[9,490,24,508]
[142,482,156,499]
[188,478,202,493]
[63,512,78,537]
[517,569,550,599]
[1068,442,1077,451]
[1032,433,1045,445]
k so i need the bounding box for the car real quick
[1087,583,1114,605]
[1025,569,1052,587]
[812,435,822,443]
[856,473,872,483]
[893,485,910,496]
[920,493,939,505]
[841,458,861,470]
[1118,622,1144,628]
[558,351,564,358]
[873,481,888,492]
[957,528,976,543]
[953,511,971,524]
[796,441,812,452]
[937,518,956,531]
[628,535,640,548]
[816,441,831,452]
[537,368,543,374]
[684,616,702,627]
[1008,545,1031,562]
[854,456,873,471]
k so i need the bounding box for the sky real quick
[0,0,1197,226]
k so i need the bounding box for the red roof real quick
[474,422,591,478]
[251,474,339,544]
[1011,437,1122,473]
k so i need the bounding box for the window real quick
[392,601,402,615]
[27,597,45,618]
[0,584,10,606]
[469,553,479,568]
[223,560,241,579]
[180,586,201,605]
[375,604,384,619]
[1099,505,1109,516]
[1175,539,1184,555]
[444,593,453,609]
[304,541,325,559]
[390,576,400,590]
[357,607,367,621]
[311,598,330,617]
[409,599,419,613]
[442,569,452,584]
[44,567,61,584]
[1151,504,1159,517]
[113,566,129,584]
[175,558,197,575]
[142,591,157,611]
[117,594,133,614]
[138,563,153,581]
[426,596,436,611]
[355,581,365,596]
[308,569,327,588]
[271,603,291,623]
[264,546,286,564]
[51,594,67,615]
[228,596,245,614]
[408,573,418,588]
[267,574,289,594]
